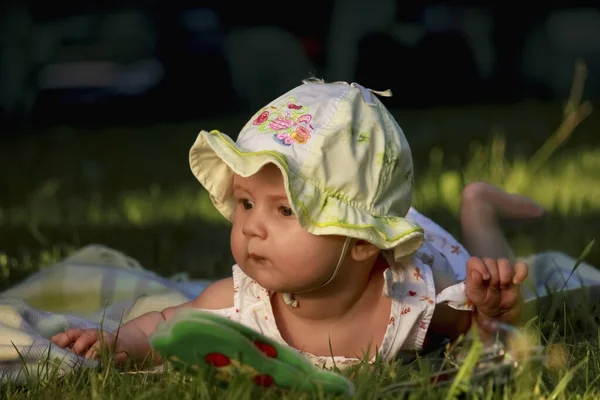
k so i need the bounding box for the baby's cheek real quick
[230,229,245,265]
[278,242,333,278]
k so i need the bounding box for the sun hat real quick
[189,79,424,260]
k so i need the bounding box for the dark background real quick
[2,1,600,129]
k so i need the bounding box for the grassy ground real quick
[0,92,599,398]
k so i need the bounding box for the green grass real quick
[1,69,600,397]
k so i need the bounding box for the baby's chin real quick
[239,265,313,293]
[247,274,298,293]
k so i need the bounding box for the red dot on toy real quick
[253,341,277,358]
[205,352,231,367]
[252,374,274,387]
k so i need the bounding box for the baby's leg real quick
[460,182,546,262]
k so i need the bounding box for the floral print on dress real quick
[413,268,424,281]
[252,97,314,147]
[221,257,457,370]
[411,207,471,281]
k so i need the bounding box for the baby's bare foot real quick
[461,182,546,222]
[460,182,546,260]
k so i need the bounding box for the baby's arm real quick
[427,255,527,345]
[165,276,234,317]
[51,277,234,365]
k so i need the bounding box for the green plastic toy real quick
[149,309,355,396]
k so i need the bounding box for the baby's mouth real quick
[248,252,266,261]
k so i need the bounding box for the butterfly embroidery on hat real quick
[252,97,314,146]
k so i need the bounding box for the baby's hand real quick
[465,257,528,325]
[50,328,130,365]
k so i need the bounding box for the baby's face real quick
[230,163,346,293]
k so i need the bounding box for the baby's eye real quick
[239,199,254,210]
[279,206,293,217]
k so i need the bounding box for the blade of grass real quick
[559,239,596,292]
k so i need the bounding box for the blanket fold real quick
[0,244,209,382]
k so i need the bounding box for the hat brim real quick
[189,130,424,255]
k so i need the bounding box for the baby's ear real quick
[350,239,381,262]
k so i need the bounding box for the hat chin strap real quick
[282,237,354,308]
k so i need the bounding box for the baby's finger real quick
[51,329,84,348]
[470,268,484,287]
[513,261,528,284]
[50,333,72,348]
[112,352,130,366]
[85,344,100,360]
[72,330,99,355]
[466,257,491,280]
[497,258,514,287]
[466,269,487,304]
[483,258,500,289]
[65,328,84,341]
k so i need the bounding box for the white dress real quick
[206,207,472,368]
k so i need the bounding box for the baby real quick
[51,79,545,368]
